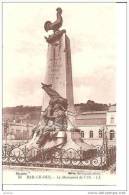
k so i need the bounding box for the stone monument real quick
[42,7,75,128]
[12,8,96,158]
[39,7,95,152]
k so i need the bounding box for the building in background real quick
[76,105,116,146]
[3,120,35,141]
[76,111,106,146]
[106,105,116,146]
[3,105,116,146]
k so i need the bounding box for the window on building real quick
[110,116,114,124]
[89,130,93,138]
[110,130,115,140]
[99,130,103,138]
[16,130,22,140]
[23,131,29,140]
[16,130,19,140]
[81,131,84,138]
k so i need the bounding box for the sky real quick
[3,3,116,107]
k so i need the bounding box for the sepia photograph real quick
[1,1,127,192]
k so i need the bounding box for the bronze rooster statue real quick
[44,7,63,34]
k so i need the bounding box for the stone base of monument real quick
[63,130,97,160]
[42,130,97,160]
[11,129,97,162]
[43,131,67,150]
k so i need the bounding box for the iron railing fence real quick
[2,143,116,170]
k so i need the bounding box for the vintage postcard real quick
[1,1,127,193]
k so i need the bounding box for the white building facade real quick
[76,105,116,146]
[106,105,116,146]
[3,121,35,141]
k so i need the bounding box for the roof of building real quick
[80,111,106,115]
[108,104,116,112]
[76,111,106,119]
[76,110,106,126]
[8,122,34,127]
[76,118,106,126]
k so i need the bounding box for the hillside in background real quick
[3,100,109,124]
[75,100,108,113]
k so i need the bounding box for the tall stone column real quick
[42,31,76,128]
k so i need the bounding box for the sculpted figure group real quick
[31,83,68,148]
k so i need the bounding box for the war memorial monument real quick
[2,8,116,170]
[23,7,96,152]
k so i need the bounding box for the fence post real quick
[80,147,82,167]
[102,127,109,169]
